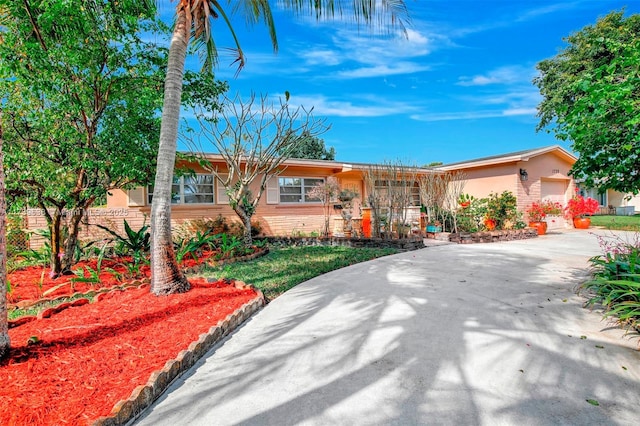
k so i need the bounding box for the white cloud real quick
[515,2,578,23]
[286,94,418,117]
[457,65,535,86]
[410,110,503,122]
[503,107,537,116]
[336,62,430,79]
[299,48,342,66]
[450,2,579,37]
[410,107,536,122]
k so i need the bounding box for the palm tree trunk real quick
[0,108,10,359]
[150,9,190,295]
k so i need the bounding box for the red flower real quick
[526,202,546,222]
[564,195,599,219]
[484,217,497,230]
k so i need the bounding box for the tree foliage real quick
[534,11,640,194]
[284,132,336,160]
[0,0,166,275]
[186,90,329,245]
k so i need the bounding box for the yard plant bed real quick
[448,228,538,244]
[7,247,268,306]
[1,278,261,425]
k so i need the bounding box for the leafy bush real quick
[174,230,219,263]
[456,194,486,232]
[485,191,521,230]
[582,232,640,332]
[228,220,262,239]
[95,220,150,258]
[184,216,230,236]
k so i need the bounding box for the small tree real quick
[1,0,164,276]
[189,93,329,245]
[308,177,339,237]
[443,171,467,233]
[364,161,419,239]
[364,165,385,238]
[419,173,448,227]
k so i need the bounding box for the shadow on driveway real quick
[136,230,640,425]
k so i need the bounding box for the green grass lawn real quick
[197,245,398,300]
[590,214,640,231]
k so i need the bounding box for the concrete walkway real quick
[136,230,640,425]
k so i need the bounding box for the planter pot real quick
[528,221,547,235]
[573,217,591,229]
[362,208,372,238]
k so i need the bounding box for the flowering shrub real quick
[564,194,599,219]
[526,200,564,222]
[526,202,546,222]
[542,200,563,215]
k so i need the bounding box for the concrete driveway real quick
[136,229,640,425]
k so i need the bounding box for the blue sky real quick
[162,1,639,165]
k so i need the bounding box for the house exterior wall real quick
[108,160,349,237]
[107,150,582,236]
[452,151,575,225]
[607,190,639,214]
[460,164,517,199]
[518,154,574,211]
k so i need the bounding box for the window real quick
[148,174,215,204]
[279,177,324,203]
[583,187,607,207]
[374,180,421,206]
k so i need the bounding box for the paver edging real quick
[91,279,266,426]
[448,228,539,244]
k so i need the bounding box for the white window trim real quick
[147,174,216,205]
[278,177,325,204]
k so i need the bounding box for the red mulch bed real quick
[1,277,257,425]
[7,250,225,303]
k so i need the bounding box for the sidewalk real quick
[136,230,640,425]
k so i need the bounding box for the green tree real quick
[534,11,640,194]
[0,0,165,276]
[151,0,409,295]
[285,132,336,160]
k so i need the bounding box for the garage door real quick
[541,179,568,204]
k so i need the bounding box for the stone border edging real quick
[91,280,266,426]
[264,236,424,252]
[448,228,538,244]
[7,279,150,329]
[182,247,269,275]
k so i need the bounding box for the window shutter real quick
[127,187,146,206]
[266,176,279,204]
[217,174,229,205]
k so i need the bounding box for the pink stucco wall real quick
[454,151,575,219]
